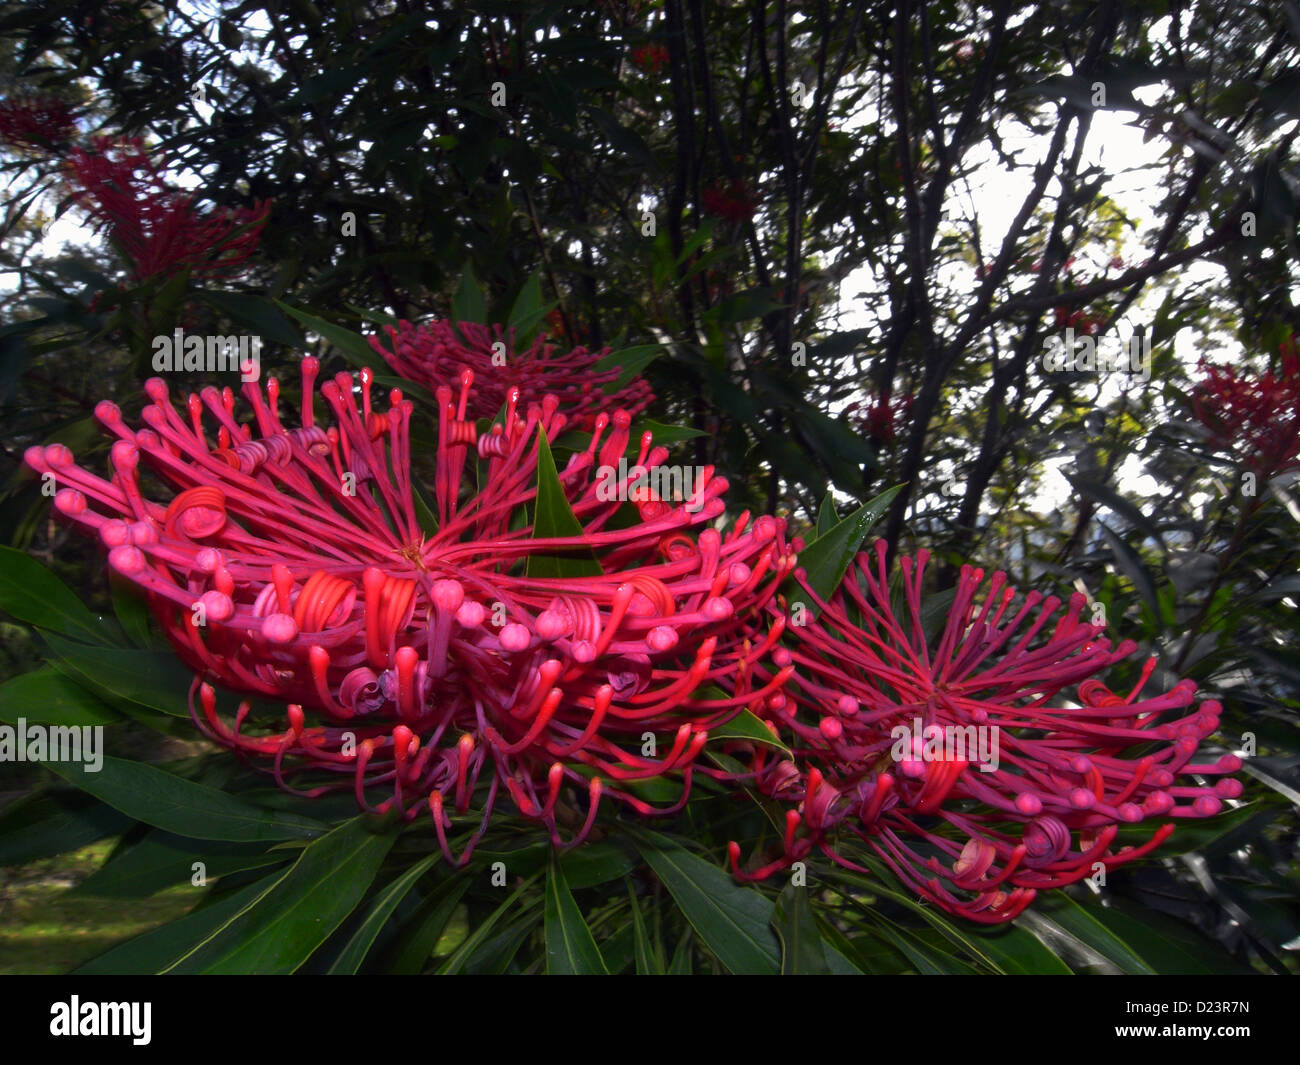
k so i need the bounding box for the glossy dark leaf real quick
[632,831,780,975]
[545,850,608,974]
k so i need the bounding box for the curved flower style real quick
[66,137,269,283]
[728,541,1241,923]
[26,363,794,864]
[1192,349,1300,480]
[0,95,76,151]
[369,318,653,430]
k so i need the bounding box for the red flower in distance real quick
[1192,349,1300,480]
[0,95,76,151]
[369,318,654,431]
[630,44,669,74]
[728,542,1240,923]
[701,179,758,224]
[65,137,269,283]
[27,363,795,864]
[847,390,913,444]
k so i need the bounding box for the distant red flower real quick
[1054,307,1103,335]
[28,364,795,863]
[0,95,76,151]
[702,179,758,224]
[847,390,913,444]
[728,542,1240,923]
[1192,347,1300,479]
[65,137,269,283]
[630,44,669,74]
[370,318,654,431]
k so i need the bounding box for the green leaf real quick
[1097,520,1163,623]
[276,301,380,369]
[507,273,550,344]
[772,884,831,974]
[166,818,397,973]
[545,850,609,974]
[0,668,118,727]
[815,492,839,537]
[594,344,664,391]
[75,874,282,974]
[527,428,603,579]
[389,875,472,974]
[74,831,293,899]
[200,291,307,349]
[109,574,153,648]
[452,261,485,324]
[436,875,538,974]
[788,485,902,618]
[1063,472,1164,548]
[43,755,326,843]
[869,920,979,974]
[1025,894,1158,974]
[0,546,110,644]
[632,831,780,975]
[327,853,440,973]
[41,633,198,717]
[0,789,131,867]
[628,883,664,974]
[707,708,792,755]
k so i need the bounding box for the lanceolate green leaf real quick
[327,854,440,974]
[0,789,131,867]
[452,261,485,325]
[772,883,831,974]
[41,632,196,717]
[0,668,118,727]
[632,831,780,975]
[815,491,839,537]
[545,851,609,974]
[276,301,380,369]
[706,708,792,755]
[166,818,397,974]
[43,755,326,843]
[0,546,111,644]
[76,874,283,975]
[74,831,293,900]
[788,485,902,618]
[527,428,603,579]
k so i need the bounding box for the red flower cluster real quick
[629,44,669,74]
[727,543,1241,922]
[1192,347,1300,480]
[701,179,758,224]
[27,364,794,863]
[65,137,269,283]
[29,341,1240,922]
[846,389,914,444]
[0,95,76,151]
[369,318,654,431]
[1054,306,1103,335]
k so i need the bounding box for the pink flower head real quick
[27,363,795,864]
[0,95,76,151]
[728,542,1240,923]
[369,318,654,431]
[1191,350,1300,480]
[65,136,269,283]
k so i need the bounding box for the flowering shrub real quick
[65,137,269,283]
